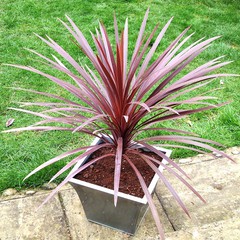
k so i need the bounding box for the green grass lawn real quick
[0,0,239,192]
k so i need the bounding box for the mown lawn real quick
[0,0,239,192]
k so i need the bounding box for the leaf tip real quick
[114,196,118,207]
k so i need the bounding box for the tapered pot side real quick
[69,137,172,235]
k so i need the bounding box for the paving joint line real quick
[176,156,226,167]
[0,191,51,203]
[58,192,73,240]
[155,191,177,232]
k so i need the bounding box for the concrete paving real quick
[0,146,239,240]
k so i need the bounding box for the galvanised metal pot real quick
[68,137,171,235]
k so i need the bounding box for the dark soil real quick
[74,147,162,198]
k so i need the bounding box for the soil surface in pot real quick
[75,147,163,198]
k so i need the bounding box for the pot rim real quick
[68,136,172,204]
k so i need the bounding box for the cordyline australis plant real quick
[4,9,236,239]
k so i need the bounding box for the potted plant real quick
[3,9,236,239]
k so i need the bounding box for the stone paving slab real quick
[155,147,240,233]
[165,217,240,240]
[0,147,239,240]
[0,192,70,240]
[59,188,173,240]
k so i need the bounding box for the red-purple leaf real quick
[124,155,165,239]
[137,17,173,79]
[2,126,74,133]
[49,143,111,182]
[141,155,190,217]
[37,152,115,210]
[72,114,106,133]
[142,153,206,203]
[23,145,95,181]
[114,137,123,206]
[137,141,190,179]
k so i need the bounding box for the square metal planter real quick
[69,137,171,235]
